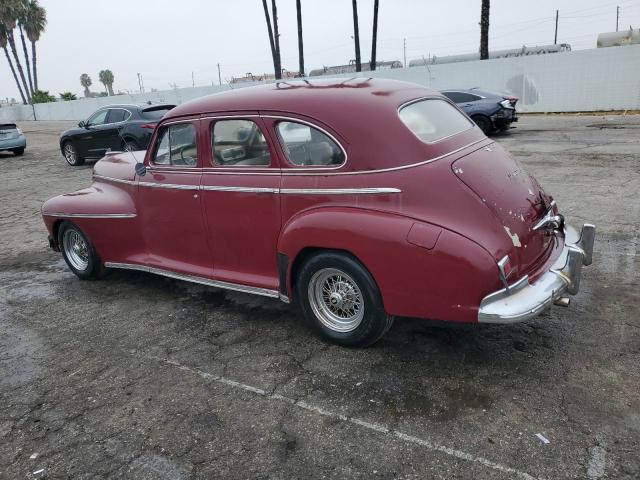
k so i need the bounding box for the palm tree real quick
[23,0,46,91]
[370,0,379,71]
[80,73,92,98]
[0,0,31,102]
[99,69,115,95]
[261,0,281,79]
[480,0,490,60]
[0,24,26,104]
[296,0,304,77]
[352,0,361,72]
[17,8,34,96]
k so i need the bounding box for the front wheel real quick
[297,252,394,347]
[63,141,84,166]
[58,221,104,279]
[12,147,24,156]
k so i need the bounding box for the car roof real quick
[441,88,505,99]
[94,103,175,111]
[166,78,436,120]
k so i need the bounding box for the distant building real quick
[309,60,402,77]
[597,28,640,48]
[230,70,300,84]
[409,44,571,67]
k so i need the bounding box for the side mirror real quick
[134,162,147,177]
[78,120,86,128]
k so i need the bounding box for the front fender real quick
[279,207,500,322]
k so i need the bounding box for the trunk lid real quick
[452,142,553,277]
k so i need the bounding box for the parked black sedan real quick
[441,89,517,135]
[60,103,175,166]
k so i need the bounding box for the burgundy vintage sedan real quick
[41,78,595,346]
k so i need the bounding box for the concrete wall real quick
[1,44,639,122]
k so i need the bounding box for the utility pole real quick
[403,38,407,68]
[217,63,222,85]
[192,71,195,88]
[137,73,144,93]
[616,5,619,31]
[554,10,559,44]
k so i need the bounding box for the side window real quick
[152,123,198,167]
[276,121,345,167]
[87,110,108,126]
[212,119,271,166]
[106,108,129,124]
[399,99,473,143]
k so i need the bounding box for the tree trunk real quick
[480,0,490,60]
[18,25,34,96]
[261,0,278,79]
[271,0,281,79]
[107,84,114,96]
[84,87,90,98]
[352,0,361,72]
[296,0,304,77]
[370,0,379,71]
[7,32,31,103]
[3,47,27,104]
[31,41,38,90]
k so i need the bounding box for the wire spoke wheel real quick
[62,228,89,271]
[308,268,365,332]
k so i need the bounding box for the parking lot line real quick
[146,354,539,480]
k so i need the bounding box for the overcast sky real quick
[1,0,639,100]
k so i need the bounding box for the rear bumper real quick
[478,223,595,323]
[0,136,26,150]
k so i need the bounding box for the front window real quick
[152,123,198,167]
[211,119,271,166]
[399,98,473,143]
[87,110,108,126]
[276,121,345,167]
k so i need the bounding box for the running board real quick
[104,262,288,302]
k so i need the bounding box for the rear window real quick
[142,108,173,120]
[399,98,473,143]
[0,124,17,131]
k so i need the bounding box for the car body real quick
[59,103,175,166]
[441,89,518,134]
[0,123,26,156]
[41,78,594,347]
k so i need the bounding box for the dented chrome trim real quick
[104,262,282,299]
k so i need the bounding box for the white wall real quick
[1,44,638,122]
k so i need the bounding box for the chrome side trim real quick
[138,181,199,191]
[201,185,279,194]
[93,174,136,185]
[280,187,401,195]
[104,262,281,299]
[42,212,136,219]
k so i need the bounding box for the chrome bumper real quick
[478,223,595,323]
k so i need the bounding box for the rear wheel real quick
[58,221,104,279]
[472,115,492,135]
[12,147,24,156]
[297,252,393,347]
[63,141,84,166]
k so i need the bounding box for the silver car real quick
[0,123,26,156]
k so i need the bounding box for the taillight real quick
[499,99,514,109]
[498,255,514,288]
[140,123,156,130]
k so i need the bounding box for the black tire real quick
[472,115,492,135]
[297,252,394,347]
[58,221,105,280]
[62,141,85,166]
[12,147,24,156]
[123,140,140,152]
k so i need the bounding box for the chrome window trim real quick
[397,96,475,145]
[42,212,136,219]
[104,262,282,299]
[265,115,348,171]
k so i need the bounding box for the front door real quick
[138,119,213,278]
[200,115,281,290]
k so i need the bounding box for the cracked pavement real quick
[1,116,639,479]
